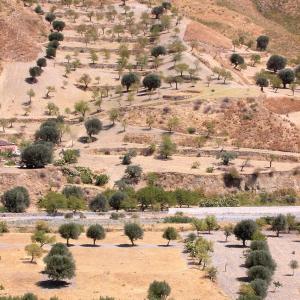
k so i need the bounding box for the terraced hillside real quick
[173,0,300,59]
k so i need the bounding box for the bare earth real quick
[0,231,228,300]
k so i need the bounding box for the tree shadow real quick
[225,244,246,248]
[117,243,136,248]
[80,244,100,248]
[217,240,228,244]
[36,280,70,289]
[236,276,250,282]
[78,136,97,143]
[25,77,36,84]
[103,124,114,130]
[158,244,173,247]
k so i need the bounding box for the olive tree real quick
[162,227,178,246]
[278,68,295,88]
[147,280,171,300]
[121,73,140,91]
[143,74,161,91]
[271,214,287,237]
[234,219,258,247]
[124,223,144,246]
[86,224,106,245]
[84,118,102,140]
[267,55,287,73]
[58,223,82,246]
[256,35,269,51]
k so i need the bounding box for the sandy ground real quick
[0,231,228,300]
[201,231,300,300]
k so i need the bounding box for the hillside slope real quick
[0,0,46,64]
[173,0,300,59]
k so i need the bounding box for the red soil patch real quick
[264,97,300,114]
[184,21,232,49]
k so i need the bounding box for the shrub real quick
[248,266,272,284]
[250,241,269,252]
[151,46,167,57]
[86,224,105,245]
[124,165,142,184]
[89,194,108,212]
[1,186,30,213]
[163,215,193,223]
[234,220,258,246]
[187,127,196,134]
[147,280,171,300]
[46,47,56,58]
[0,221,9,234]
[35,125,60,144]
[245,250,276,272]
[62,149,80,164]
[95,174,109,186]
[162,227,178,246]
[159,135,176,159]
[62,186,84,199]
[38,192,67,215]
[48,32,64,41]
[250,279,268,299]
[124,223,143,246]
[58,223,82,246]
[21,143,53,168]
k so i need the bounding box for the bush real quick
[124,165,142,184]
[1,186,30,213]
[58,223,82,246]
[151,46,167,57]
[89,194,108,212]
[245,250,276,272]
[62,149,80,164]
[21,143,53,168]
[48,32,64,42]
[95,174,109,186]
[162,227,178,246]
[46,47,57,58]
[122,153,132,165]
[124,223,143,246]
[147,280,171,300]
[250,241,269,252]
[187,127,196,134]
[163,214,193,223]
[0,221,9,233]
[250,279,268,299]
[248,266,272,284]
[110,212,125,220]
[86,224,105,245]
[62,186,84,199]
[36,58,47,69]
[159,135,176,159]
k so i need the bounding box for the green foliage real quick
[84,118,102,139]
[1,186,30,213]
[58,223,82,246]
[256,35,269,51]
[52,20,66,32]
[216,151,237,165]
[147,280,171,300]
[250,241,269,252]
[173,188,199,207]
[248,266,272,284]
[124,223,144,246]
[62,149,80,164]
[89,194,108,212]
[266,55,287,73]
[151,46,167,57]
[121,73,140,91]
[39,192,67,215]
[230,53,244,67]
[164,214,193,223]
[234,220,258,246]
[109,191,126,211]
[31,230,55,247]
[48,32,64,42]
[143,74,161,91]
[245,250,276,272]
[250,279,268,299]
[35,125,60,144]
[159,135,176,159]
[271,214,287,237]
[278,68,295,88]
[21,143,53,168]
[0,221,9,234]
[45,254,75,281]
[95,174,109,186]
[25,243,43,263]
[45,12,56,24]
[162,227,178,245]
[86,224,105,245]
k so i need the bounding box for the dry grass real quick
[0,232,228,300]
